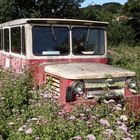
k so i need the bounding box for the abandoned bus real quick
[0,18,138,105]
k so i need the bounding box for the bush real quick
[0,69,33,112]
[0,69,34,139]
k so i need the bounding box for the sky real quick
[81,0,127,7]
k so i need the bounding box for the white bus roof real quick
[0,18,108,27]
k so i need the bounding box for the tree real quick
[0,0,84,23]
[80,5,102,20]
[81,2,123,22]
[107,21,135,46]
[0,0,39,22]
[38,0,84,18]
[102,2,122,14]
[123,0,140,43]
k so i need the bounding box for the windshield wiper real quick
[51,25,60,48]
[85,27,90,48]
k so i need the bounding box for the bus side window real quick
[21,26,26,55]
[4,28,9,52]
[11,27,21,54]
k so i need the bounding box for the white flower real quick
[25,128,33,135]
[120,115,128,122]
[31,117,38,121]
[117,104,122,108]
[18,127,24,132]
[86,134,96,140]
[35,137,40,140]
[22,124,27,128]
[27,118,32,123]
[8,122,15,125]
[80,113,85,117]
[0,96,5,100]
[108,99,115,103]
[103,100,109,104]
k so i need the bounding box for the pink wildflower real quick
[104,129,114,137]
[123,138,132,140]
[69,115,76,120]
[113,105,122,111]
[86,108,91,112]
[99,119,110,127]
[58,112,64,116]
[86,134,96,140]
[25,128,33,135]
[117,120,123,125]
[79,113,85,117]
[73,135,82,140]
[118,124,128,133]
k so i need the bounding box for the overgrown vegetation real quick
[0,46,140,140]
[108,45,140,86]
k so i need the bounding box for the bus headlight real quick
[71,81,85,95]
[126,78,137,89]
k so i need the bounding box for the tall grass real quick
[108,45,140,86]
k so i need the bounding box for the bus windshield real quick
[32,26,69,56]
[32,26,105,56]
[72,27,105,55]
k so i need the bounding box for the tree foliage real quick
[102,2,122,14]
[0,0,84,23]
[81,5,101,20]
[123,0,140,43]
[107,21,135,46]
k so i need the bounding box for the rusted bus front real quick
[44,62,138,105]
[0,18,139,106]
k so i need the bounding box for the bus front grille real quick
[47,76,60,96]
[84,78,125,99]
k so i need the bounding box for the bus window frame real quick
[32,24,70,57]
[11,26,21,54]
[10,25,26,56]
[3,28,10,53]
[71,25,106,56]
[21,26,26,55]
[0,29,3,51]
